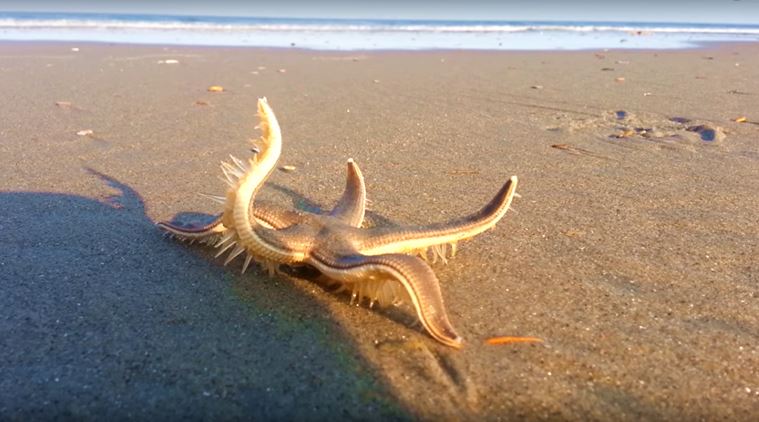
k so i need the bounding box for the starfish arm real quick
[251,200,304,229]
[157,200,303,241]
[308,251,463,348]
[328,159,367,228]
[357,176,518,256]
[233,98,308,264]
[157,215,225,243]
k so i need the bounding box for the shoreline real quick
[1,42,757,419]
[3,38,759,55]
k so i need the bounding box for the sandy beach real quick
[1,42,757,420]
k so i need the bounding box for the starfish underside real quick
[158,98,518,348]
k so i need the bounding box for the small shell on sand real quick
[615,129,636,138]
[486,336,544,345]
[207,85,224,92]
[279,165,296,172]
[734,116,748,123]
[76,129,94,136]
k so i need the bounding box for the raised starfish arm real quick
[232,98,308,264]
[328,158,367,228]
[357,176,518,258]
[308,251,463,348]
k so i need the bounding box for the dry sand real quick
[0,42,757,420]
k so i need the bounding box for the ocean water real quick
[1,11,758,50]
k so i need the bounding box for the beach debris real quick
[279,165,296,172]
[447,169,480,176]
[615,60,630,64]
[670,116,692,124]
[207,85,224,92]
[601,67,614,71]
[563,228,585,238]
[687,124,726,142]
[615,129,636,138]
[71,47,80,52]
[277,68,287,73]
[643,92,652,96]
[373,79,380,84]
[485,336,544,346]
[158,59,180,64]
[734,116,748,123]
[76,129,94,137]
[552,143,615,161]
[615,77,625,83]
[55,101,74,109]
[531,85,544,90]
[641,128,665,139]
[615,110,628,120]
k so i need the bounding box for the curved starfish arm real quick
[308,251,463,348]
[157,216,225,242]
[233,98,308,264]
[357,176,518,256]
[157,199,303,241]
[328,158,367,228]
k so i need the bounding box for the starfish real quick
[159,98,518,348]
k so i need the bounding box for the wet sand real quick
[0,42,757,420]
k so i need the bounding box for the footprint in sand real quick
[546,109,727,152]
[607,111,727,148]
[686,124,726,143]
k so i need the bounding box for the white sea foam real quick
[2,18,759,35]
[1,13,758,50]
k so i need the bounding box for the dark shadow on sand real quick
[163,180,426,347]
[267,182,399,228]
[0,170,408,420]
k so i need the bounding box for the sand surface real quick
[1,42,757,420]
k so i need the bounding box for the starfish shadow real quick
[267,181,400,228]
[0,169,406,419]
[160,179,428,342]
